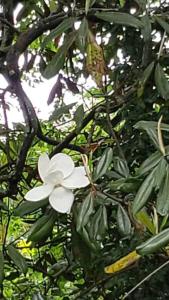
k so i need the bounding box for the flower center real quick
[44,170,64,186]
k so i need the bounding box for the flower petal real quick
[49,153,74,178]
[62,167,90,189]
[49,187,74,213]
[38,153,50,182]
[25,184,53,201]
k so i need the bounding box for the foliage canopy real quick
[1,0,169,299]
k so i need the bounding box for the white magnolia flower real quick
[25,153,90,213]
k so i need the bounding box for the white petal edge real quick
[38,153,50,182]
[25,184,53,201]
[49,153,74,178]
[62,166,90,189]
[49,187,74,213]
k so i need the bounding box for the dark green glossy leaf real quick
[141,15,152,42]
[85,0,97,15]
[137,151,162,176]
[28,212,56,242]
[155,63,169,100]
[134,121,159,149]
[77,17,88,52]
[89,206,107,240]
[155,16,169,35]
[113,157,130,178]
[7,245,28,274]
[95,191,117,206]
[95,12,143,28]
[41,17,75,48]
[157,165,169,216]
[137,61,155,97]
[71,225,92,268]
[93,147,113,181]
[132,168,156,215]
[81,227,98,251]
[76,193,94,232]
[154,157,167,189]
[117,205,131,236]
[74,104,85,132]
[42,32,77,78]
[135,122,169,134]
[109,177,141,193]
[137,227,169,255]
[14,198,48,217]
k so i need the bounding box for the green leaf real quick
[49,102,76,121]
[155,63,169,100]
[95,12,143,28]
[137,61,155,97]
[157,165,169,216]
[132,168,156,215]
[93,147,113,181]
[89,206,107,240]
[42,32,77,78]
[141,15,152,42]
[117,205,131,236]
[137,151,162,176]
[28,212,56,242]
[135,209,156,234]
[74,104,85,132]
[76,193,94,232]
[142,61,155,83]
[7,245,28,274]
[95,191,117,206]
[71,225,92,268]
[155,16,169,35]
[85,0,97,14]
[135,121,169,133]
[0,250,4,284]
[14,198,48,217]
[113,157,130,178]
[135,0,146,11]
[136,227,169,255]
[41,17,75,48]
[134,121,159,149]
[109,177,141,193]
[81,227,98,251]
[77,17,89,52]
[153,157,167,189]
[119,0,125,7]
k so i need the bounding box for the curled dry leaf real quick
[86,31,106,87]
[63,77,79,94]
[47,74,63,105]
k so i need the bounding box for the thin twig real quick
[0,17,20,34]
[158,30,166,59]
[122,259,169,299]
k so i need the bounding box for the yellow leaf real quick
[104,250,141,274]
[135,209,156,235]
[86,31,106,87]
[0,225,6,245]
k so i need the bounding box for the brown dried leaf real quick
[47,75,63,105]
